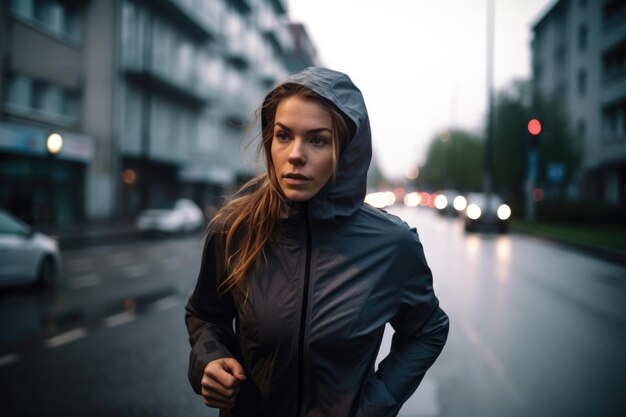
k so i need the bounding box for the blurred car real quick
[462,192,512,233]
[434,190,464,216]
[136,198,205,235]
[0,208,60,290]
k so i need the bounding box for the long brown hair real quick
[209,83,353,295]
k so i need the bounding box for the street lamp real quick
[46,133,63,154]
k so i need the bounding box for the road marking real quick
[103,311,136,328]
[67,258,94,272]
[152,296,180,311]
[123,264,148,279]
[45,328,87,348]
[111,252,134,266]
[67,273,101,289]
[457,319,526,407]
[0,353,20,368]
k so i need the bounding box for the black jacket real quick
[185,67,449,417]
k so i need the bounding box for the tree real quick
[419,129,484,191]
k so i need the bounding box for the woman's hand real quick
[201,358,247,410]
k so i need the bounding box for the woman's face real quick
[271,95,335,202]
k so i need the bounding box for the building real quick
[531,0,626,210]
[1,0,317,227]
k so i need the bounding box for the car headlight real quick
[453,196,467,211]
[434,194,448,210]
[467,204,482,220]
[497,204,511,220]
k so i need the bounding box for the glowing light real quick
[467,204,482,220]
[528,119,542,136]
[46,133,63,154]
[434,194,448,210]
[453,196,467,211]
[533,188,544,202]
[404,192,421,207]
[419,192,430,206]
[406,167,419,180]
[123,169,137,185]
[365,192,395,208]
[497,204,511,220]
[385,191,396,206]
[428,193,438,208]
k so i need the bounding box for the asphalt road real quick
[1,207,625,417]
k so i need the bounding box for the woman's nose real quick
[287,140,305,165]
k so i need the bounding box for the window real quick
[9,0,82,43]
[602,99,626,144]
[3,73,81,124]
[4,74,32,108]
[603,0,626,31]
[577,69,587,96]
[602,39,626,84]
[577,24,587,52]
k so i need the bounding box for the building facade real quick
[531,0,626,210]
[1,0,318,227]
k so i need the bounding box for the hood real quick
[262,67,372,220]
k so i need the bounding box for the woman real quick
[185,67,449,417]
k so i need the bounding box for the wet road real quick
[1,207,625,416]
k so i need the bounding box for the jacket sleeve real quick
[375,226,449,413]
[185,231,238,395]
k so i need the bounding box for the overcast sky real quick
[287,0,555,181]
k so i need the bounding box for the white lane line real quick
[152,296,180,311]
[103,311,136,328]
[111,252,134,266]
[457,319,526,407]
[123,263,148,279]
[67,258,94,272]
[67,273,102,289]
[45,328,87,348]
[0,353,20,368]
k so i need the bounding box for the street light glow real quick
[47,133,63,154]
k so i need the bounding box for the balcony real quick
[124,69,211,108]
[149,0,217,41]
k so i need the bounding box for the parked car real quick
[0,208,60,290]
[136,198,205,235]
[462,192,512,233]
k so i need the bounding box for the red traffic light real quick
[528,119,542,136]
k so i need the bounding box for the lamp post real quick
[484,0,495,207]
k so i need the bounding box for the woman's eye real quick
[276,132,290,142]
[309,136,329,146]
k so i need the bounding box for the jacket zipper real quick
[296,205,312,417]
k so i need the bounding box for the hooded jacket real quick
[185,67,449,417]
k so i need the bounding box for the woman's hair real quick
[209,83,354,295]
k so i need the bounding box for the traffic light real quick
[527,118,541,148]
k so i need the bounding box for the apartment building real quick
[0,0,318,226]
[531,0,626,209]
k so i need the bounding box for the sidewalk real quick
[511,220,626,267]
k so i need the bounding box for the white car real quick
[136,198,205,235]
[0,208,60,290]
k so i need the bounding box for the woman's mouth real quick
[283,173,311,184]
